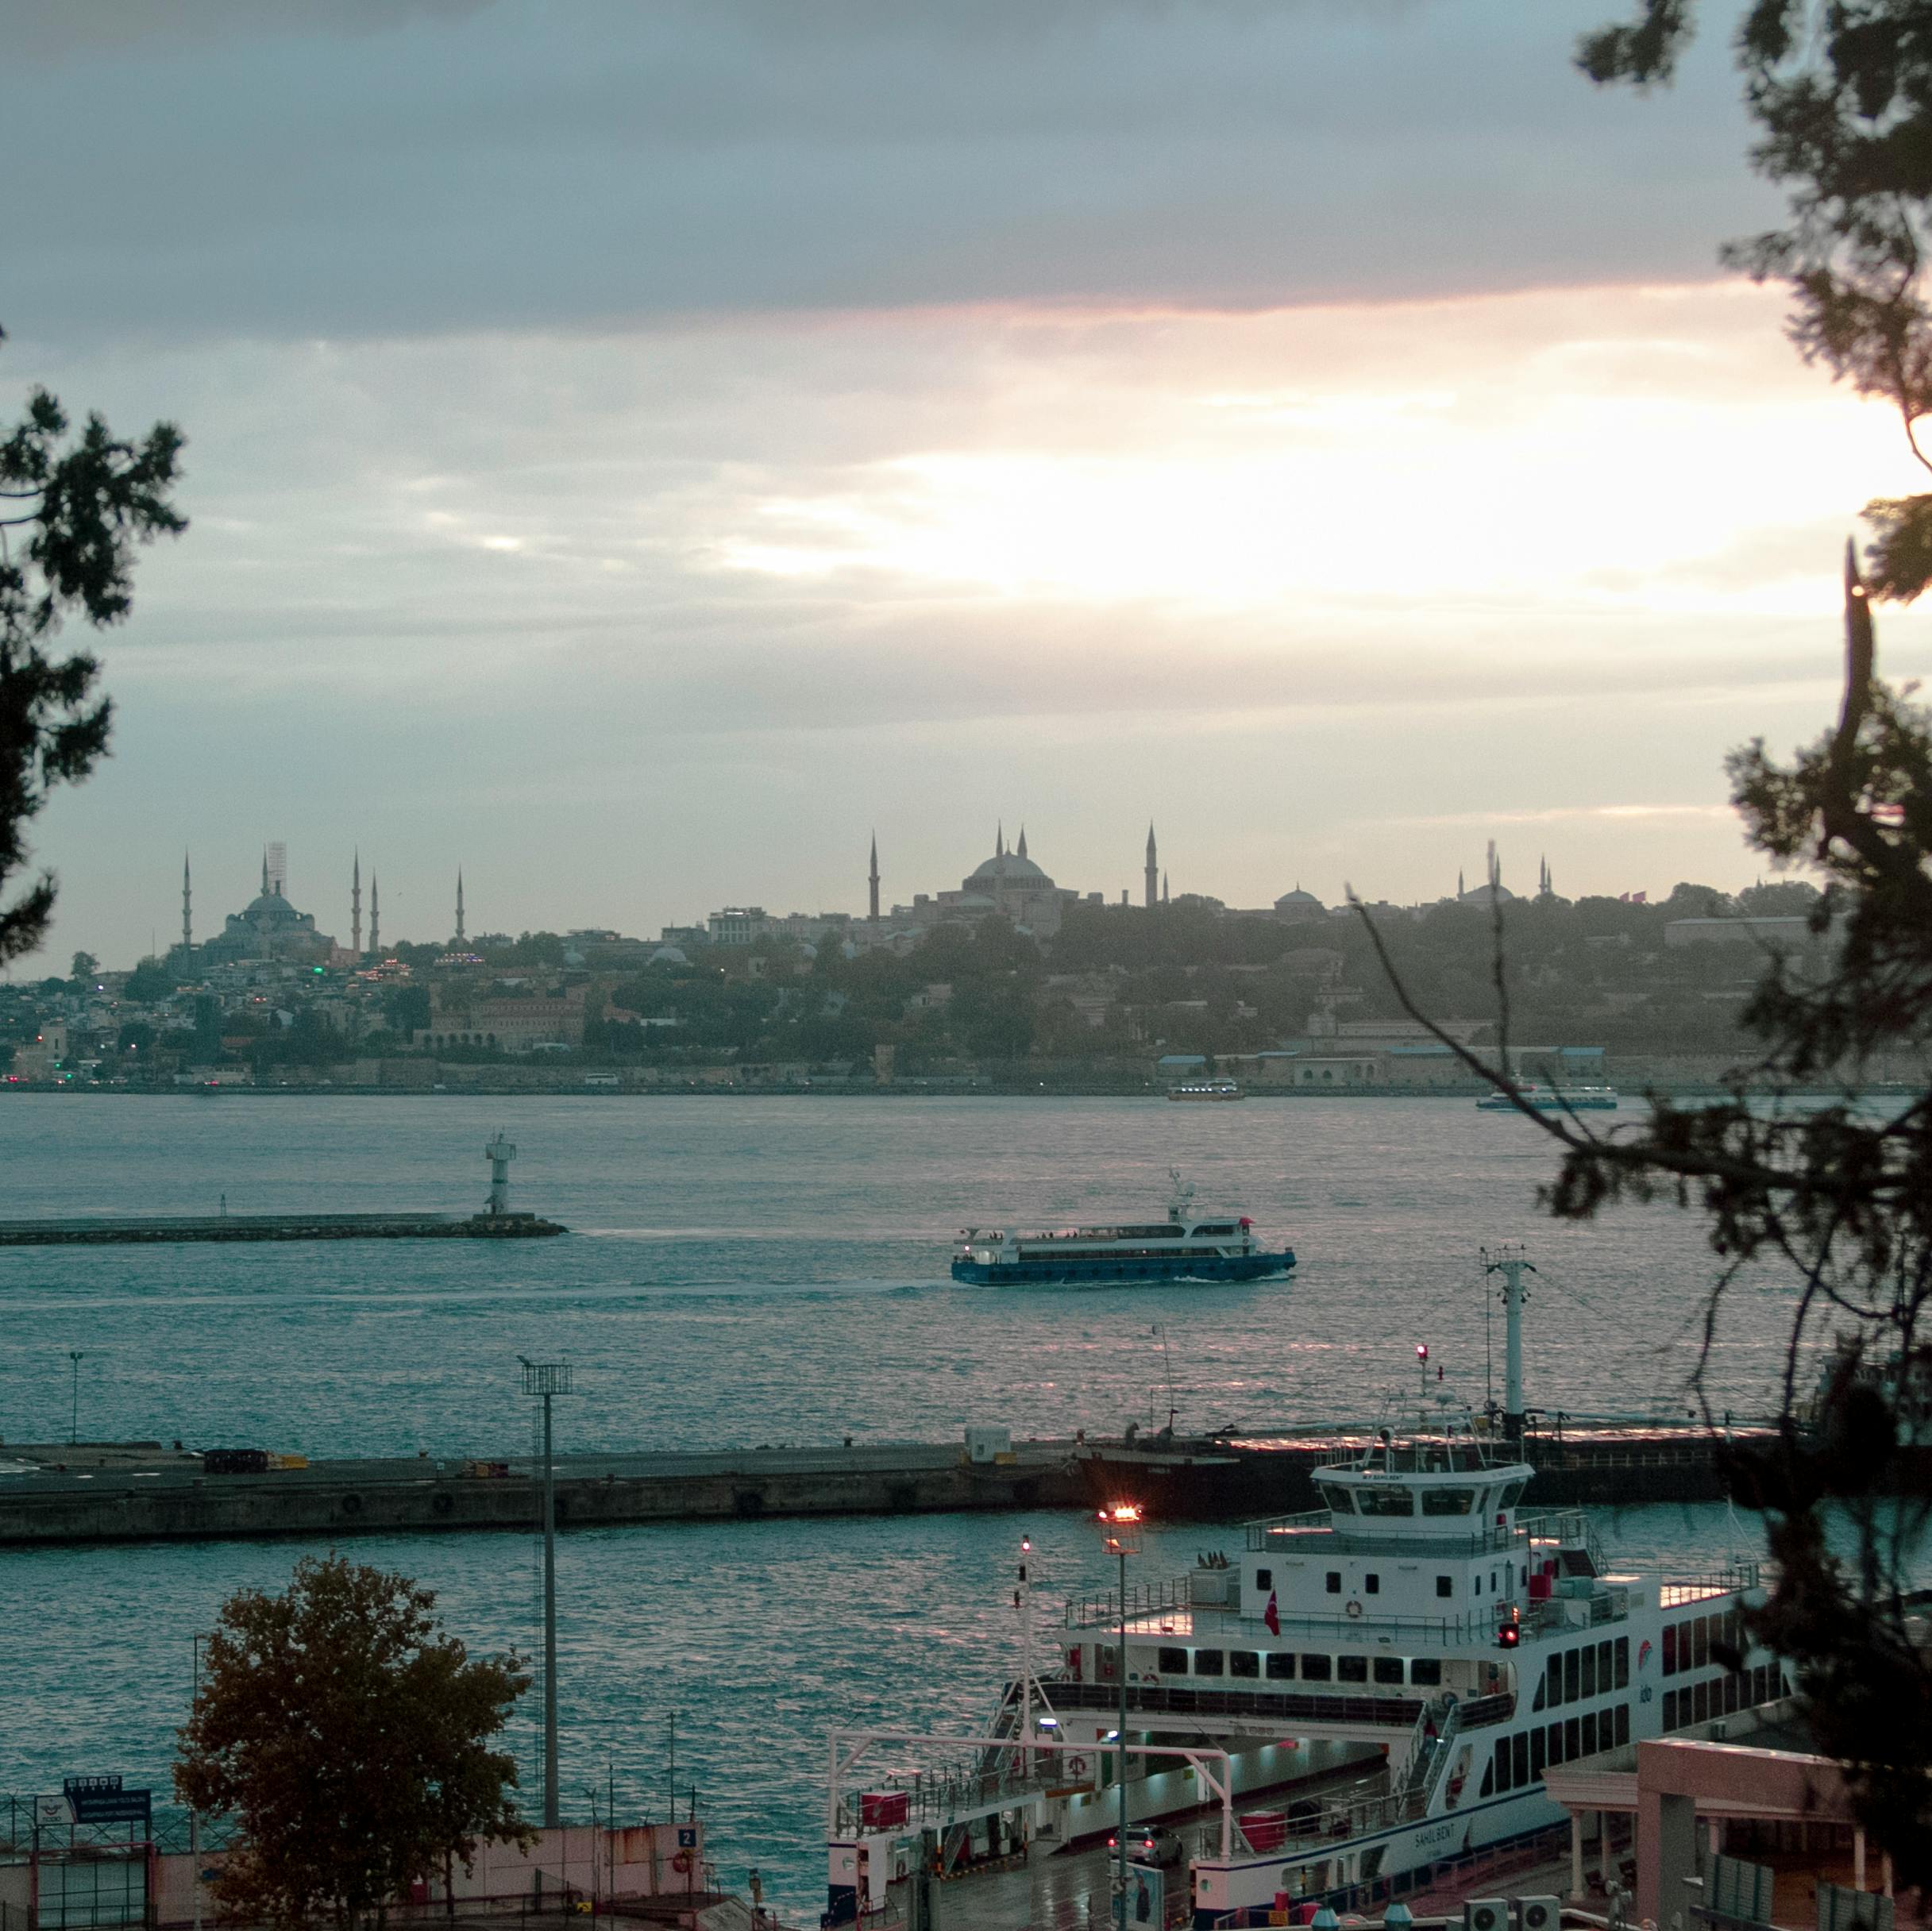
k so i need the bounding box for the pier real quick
[0,1132,565,1244]
[0,1438,1090,1547]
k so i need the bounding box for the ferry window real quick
[1355,1486,1415,1517]
[1664,1690,1680,1730]
[1410,1657,1442,1686]
[1194,1649,1225,1677]
[1564,1651,1580,1702]
[1564,1717,1580,1759]
[1337,1655,1369,1683]
[1532,1677,1545,1713]
[1255,1569,1274,1591]
[1693,1619,1710,1669]
[1267,1652,1296,1681]
[1301,1653,1332,1681]
[1513,1734,1529,1786]
[1421,1486,1476,1517]
[1492,1739,1512,1793]
[1326,1572,1342,1594]
[1479,1760,1494,1799]
[1159,1647,1190,1675]
[1230,1650,1260,1679]
[1545,1656,1564,1708]
[1436,1575,1453,1598]
[1614,1637,1630,1689]
[1546,1722,1563,1767]
[1724,1673,1740,1715]
[1662,1625,1677,1676]
[1580,1645,1597,1698]
[1374,1658,1405,1686]
[1695,1679,1712,1722]
[1582,1712,1598,1756]
[1365,1574,1381,1594]
[1615,1703,1631,1745]
[1317,1484,1355,1515]
[1530,1728,1546,1778]
[1497,1482,1526,1511]
[1598,1640,1614,1689]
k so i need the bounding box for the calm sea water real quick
[0,1094,1807,1914]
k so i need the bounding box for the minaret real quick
[1163,870,1170,904]
[455,869,466,946]
[261,847,270,896]
[368,875,380,958]
[351,850,363,958]
[1144,823,1158,910]
[1016,826,1028,860]
[868,834,881,921]
[1457,868,1466,900]
[996,823,1005,859]
[181,853,192,958]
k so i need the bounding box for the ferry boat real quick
[951,1176,1294,1286]
[1169,1077,1244,1102]
[1476,1083,1618,1112]
[825,1420,1777,1929]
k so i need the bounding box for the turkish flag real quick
[1263,1590,1280,1635]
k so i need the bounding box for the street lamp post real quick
[1094,1502,1143,1931]
[519,1357,576,1829]
[68,1351,83,1445]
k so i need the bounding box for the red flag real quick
[1263,1590,1280,1636]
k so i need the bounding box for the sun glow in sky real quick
[8,2,1930,959]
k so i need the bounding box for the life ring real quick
[1066,1754,1089,1777]
[1345,1599,1363,1619]
[672,1852,692,1875]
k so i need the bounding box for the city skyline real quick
[10,4,1930,966]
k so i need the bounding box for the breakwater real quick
[0,1440,1089,1546]
[0,1210,564,1246]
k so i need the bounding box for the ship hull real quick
[950,1249,1295,1286]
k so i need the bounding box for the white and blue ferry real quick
[951,1174,1295,1286]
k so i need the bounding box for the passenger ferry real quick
[1476,1084,1618,1112]
[951,1175,1294,1286]
[1169,1077,1244,1102]
[825,1420,1776,1928]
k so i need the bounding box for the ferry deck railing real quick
[1042,1681,1516,1733]
[1243,1507,1604,1570]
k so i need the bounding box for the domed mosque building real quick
[893,826,1097,940]
[198,851,337,966]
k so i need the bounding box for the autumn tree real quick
[0,329,185,962]
[176,1555,533,1929]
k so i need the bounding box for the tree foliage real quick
[1580,2,1932,601]
[175,1555,533,1929]
[0,330,185,962]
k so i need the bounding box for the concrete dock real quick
[0,1438,1088,1546]
[0,1210,564,1245]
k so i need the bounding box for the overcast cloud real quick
[3,0,1910,963]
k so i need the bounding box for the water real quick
[0,1094,1804,1915]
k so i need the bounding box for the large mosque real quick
[878,825,1140,939]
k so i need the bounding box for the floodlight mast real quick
[1095,1502,1144,1931]
[519,1357,575,1826]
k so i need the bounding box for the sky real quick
[7,0,1930,966]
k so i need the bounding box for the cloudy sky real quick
[8,0,1926,965]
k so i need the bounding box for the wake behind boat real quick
[951,1174,1295,1286]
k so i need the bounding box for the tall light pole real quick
[1095,1502,1143,1931]
[519,1358,575,1828]
[68,1351,83,1444]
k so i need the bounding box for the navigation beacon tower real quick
[1144,823,1158,909]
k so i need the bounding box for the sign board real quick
[64,1778,152,1825]
[676,1825,698,1850]
[1123,1862,1163,1929]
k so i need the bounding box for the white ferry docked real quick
[1476,1084,1618,1112]
[826,1425,1777,1929]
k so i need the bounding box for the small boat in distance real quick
[1476,1082,1618,1112]
[1168,1076,1244,1101]
[951,1172,1294,1286]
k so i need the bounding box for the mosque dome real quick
[649,945,690,966]
[1274,887,1325,914]
[963,827,1055,892]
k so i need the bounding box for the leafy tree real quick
[122,955,174,1004]
[0,335,185,962]
[175,1555,532,1930]
[68,949,97,983]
